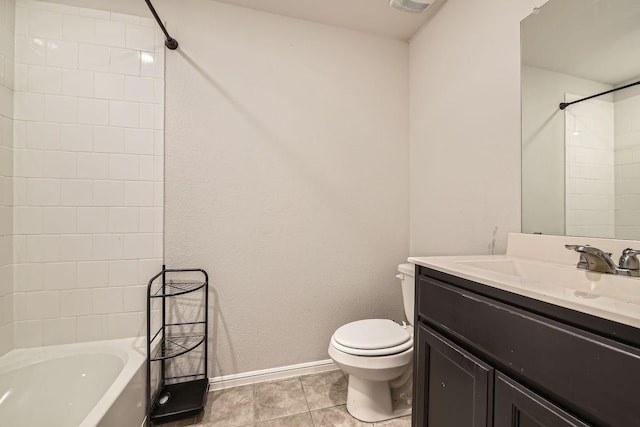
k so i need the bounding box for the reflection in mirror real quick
[521,0,640,239]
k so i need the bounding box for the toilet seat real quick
[331,319,412,356]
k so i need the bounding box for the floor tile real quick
[300,370,348,410]
[311,405,374,426]
[254,411,314,427]
[254,378,309,422]
[200,384,254,426]
[374,415,412,426]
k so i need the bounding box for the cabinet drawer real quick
[418,275,640,427]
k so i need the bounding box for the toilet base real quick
[345,375,412,423]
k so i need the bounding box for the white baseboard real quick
[208,359,339,391]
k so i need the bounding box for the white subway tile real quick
[154,78,164,104]
[13,178,27,207]
[15,7,29,36]
[95,19,125,47]
[13,121,27,149]
[15,290,60,320]
[108,259,138,286]
[60,179,93,206]
[60,289,92,316]
[14,206,43,234]
[92,234,123,260]
[125,128,154,155]
[43,150,76,178]
[123,233,153,259]
[29,9,63,39]
[79,44,110,72]
[108,154,139,180]
[26,121,60,150]
[26,178,60,206]
[14,263,44,292]
[108,207,139,232]
[62,69,93,97]
[108,312,139,338]
[59,234,93,262]
[125,181,154,206]
[123,285,146,312]
[140,52,155,78]
[45,40,78,69]
[110,47,139,76]
[76,314,108,342]
[126,24,155,51]
[139,259,162,283]
[92,287,122,314]
[15,149,44,177]
[125,76,154,103]
[27,65,61,94]
[44,95,77,123]
[139,155,154,181]
[77,152,109,179]
[76,207,109,233]
[139,207,154,232]
[43,317,76,345]
[154,182,163,207]
[94,72,124,100]
[139,103,154,129]
[110,12,140,25]
[153,156,163,181]
[14,92,45,121]
[60,124,93,151]
[43,262,76,290]
[78,7,110,20]
[43,207,77,234]
[77,260,108,288]
[155,105,163,130]
[14,64,27,92]
[15,35,46,65]
[152,233,161,258]
[93,180,124,206]
[62,14,94,43]
[93,126,124,153]
[109,100,139,128]
[77,98,108,125]
[14,320,43,347]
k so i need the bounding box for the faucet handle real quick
[619,248,640,271]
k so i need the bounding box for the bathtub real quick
[0,338,146,427]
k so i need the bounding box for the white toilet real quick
[328,263,415,423]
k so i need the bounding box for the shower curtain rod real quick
[144,0,178,50]
[559,80,640,110]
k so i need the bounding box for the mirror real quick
[521,0,640,240]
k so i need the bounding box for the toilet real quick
[328,263,415,423]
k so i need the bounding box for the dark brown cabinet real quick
[413,266,640,427]
[413,324,492,427]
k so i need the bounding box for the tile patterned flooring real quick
[162,370,411,427]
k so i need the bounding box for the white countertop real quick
[408,233,640,330]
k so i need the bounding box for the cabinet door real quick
[494,373,590,427]
[413,324,493,427]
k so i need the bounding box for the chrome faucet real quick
[565,245,640,277]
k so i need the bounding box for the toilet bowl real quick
[328,263,415,423]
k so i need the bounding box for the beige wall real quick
[161,1,410,376]
[408,0,547,256]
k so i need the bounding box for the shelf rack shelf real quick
[146,267,209,425]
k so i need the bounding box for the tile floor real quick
[161,370,411,427]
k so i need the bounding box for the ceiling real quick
[521,0,640,85]
[211,0,438,41]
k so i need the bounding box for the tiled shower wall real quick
[614,93,640,239]
[0,0,15,357]
[564,93,615,238]
[12,0,164,347]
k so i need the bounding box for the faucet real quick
[565,245,640,277]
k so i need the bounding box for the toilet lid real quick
[333,319,411,350]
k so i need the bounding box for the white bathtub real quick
[0,338,146,427]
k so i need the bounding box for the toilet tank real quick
[397,263,415,326]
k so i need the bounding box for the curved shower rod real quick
[144,0,178,50]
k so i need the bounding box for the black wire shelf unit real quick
[146,267,209,425]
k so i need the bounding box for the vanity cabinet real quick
[412,266,640,427]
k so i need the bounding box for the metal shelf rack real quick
[146,267,209,425]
